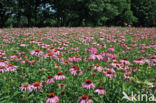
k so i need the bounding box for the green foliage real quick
[131,0,156,26]
[0,0,155,27]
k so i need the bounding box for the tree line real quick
[0,0,156,27]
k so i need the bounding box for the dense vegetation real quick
[0,27,155,103]
[0,0,156,27]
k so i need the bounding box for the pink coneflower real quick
[24,59,31,63]
[22,59,36,64]
[17,51,26,56]
[57,46,64,51]
[132,67,138,72]
[106,67,115,73]
[46,93,59,103]
[31,82,43,91]
[30,49,43,56]
[124,73,133,81]
[10,55,17,60]
[88,53,103,61]
[19,84,32,92]
[53,49,60,55]
[70,65,83,76]
[7,64,18,71]
[88,47,98,54]
[115,64,124,70]
[82,80,95,89]
[102,52,109,57]
[46,75,55,84]
[95,53,103,60]
[78,94,92,103]
[131,43,137,47]
[61,60,72,65]
[48,47,55,52]
[0,66,7,73]
[107,47,115,52]
[103,67,116,78]
[54,55,64,62]
[111,60,123,70]
[73,56,82,62]
[71,47,79,51]
[54,72,66,80]
[20,43,28,47]
[93,64,103,72]
[99,37,104,41]
[68,56,81,62]
[0,59,7,66]
[68,56,74,61]
[133,58,145,65]
[45,52,55,59]
[30,39,36,43]
[58,83,67,88]
[111,53,118,59]
[55,64,62,69]
[120,58,131,65]
[94,86,106,95]
[42,44,50,49]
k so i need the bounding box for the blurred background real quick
[0,0,156,27]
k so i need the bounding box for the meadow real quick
[0,27,155,103]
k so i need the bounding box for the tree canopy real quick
[0,0,155,27]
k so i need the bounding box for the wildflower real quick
[55,64,62,69]
[70,65,83,76]
[46,75,55,84]
[53,49,60,55]
[46,93,59,103]
[19,84,32,92]
[124,73,133,81]
[133,58,145,65]
[88,53,103,61]
[88,47,98,54]
[68,56,81,62]
[31,82,42,91]
[30,49,43,56]
[61,60,72,65]
[0,66,7,73]
[120,58,131,65]
[107,47,115,52]
[54,55,64,62]
[17,51,26,56]
[99,37,104,41]
[7,64,18,71]
[45,52,55,59]
[103,67,116,78]
[94,86,106,95]
[20,43,28,47]
[93,64,103,72]
[58,83,67,88]
[57,46,64,51]
[0,59,7,66]
[78,94,92,103]
[132,67,138,72]
[82,80,95,89]
[54,72,66,80]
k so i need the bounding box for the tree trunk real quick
[27,16,31,27]
[17,0,21,27]
[17,13,21,27]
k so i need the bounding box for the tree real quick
[131,0,156,26]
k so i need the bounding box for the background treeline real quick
[0,0,156,27]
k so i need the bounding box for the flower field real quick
[0,27,155,103]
